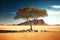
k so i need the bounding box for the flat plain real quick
[0,25,60,40]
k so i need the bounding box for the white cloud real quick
[47,10,60,16]
[40,10,60,24]
[9,12,16,14]
[51,5,60,9]
[47,10,60,24]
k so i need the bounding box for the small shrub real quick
[34,30,38,32]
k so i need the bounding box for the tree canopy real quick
[14,7,48,20]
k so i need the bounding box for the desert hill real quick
[18,19,47,25]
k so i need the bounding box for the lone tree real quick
[14,7,48,31]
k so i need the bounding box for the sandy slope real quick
[0,32,60,40]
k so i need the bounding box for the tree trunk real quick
[30,24,32,31]
[27,18,33,31]
[27,18,28,25]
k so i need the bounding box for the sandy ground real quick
[0,25,60,40]
[0,32,60,40]
[0,25,60,31]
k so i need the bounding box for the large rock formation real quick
[18,19,47,25]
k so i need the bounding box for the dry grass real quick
[0,32,60,40]
[0,25,60,40]
[0,25,60,31]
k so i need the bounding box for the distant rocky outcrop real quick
[18,19,47,25]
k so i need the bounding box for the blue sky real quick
[0,0,60,24]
